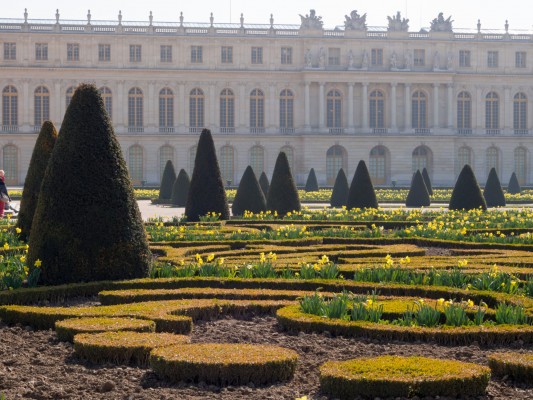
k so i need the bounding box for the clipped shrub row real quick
[487,352,533,382]
[55,317,155,342]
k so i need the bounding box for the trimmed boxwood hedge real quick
[266,152,301,216]
[449,164,487,211]
[330,168,349,208]
[74,331,189,365]
[159,160,177,200]
[347,160,378,209]
[171,169,190,207]
[231,166,266,216]
[508,172,521,194]
[484,167,506,207]
[319,355,490,399]
[150,343,298,385]
[488,352,533,382]
[304,168,319,192]
[55,317,155,342]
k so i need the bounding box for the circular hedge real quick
[320,355,490,399]
[150,343,298,385]
[55,317,155,342]
[74,331,189,365]
[488,352,533,382]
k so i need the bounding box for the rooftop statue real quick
[387,11,409,32]
[430,12,453,32]
[344,10,367,31]
[299,9,323,30]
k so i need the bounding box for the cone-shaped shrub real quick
[171,169,190,207]
[185,129,229,221]
[232,166,267,216]
[483,168,506,207]
[158,160,176,200]
[304,168,319,192]
[17,121,58,241]
[27,84,151,285]
[266,152,300,216]
[422,167,433,196]
[449,164,487,211]
[259,172,270,198]
[508,172,521,194]
[330,168,349,207]
[406,170,430,207]
[347,160,378,209]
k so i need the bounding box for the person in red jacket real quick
[0,170,11,218]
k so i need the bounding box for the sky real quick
[1,0,531,32]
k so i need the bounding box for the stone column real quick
[209,82,216,130]
[269,84,276,130]
[304,82,310,129]
[504,86,511,130]
[319,83,325,130]
[362,82,369,130]
[433,83,439,129]
[148,81,155,130]
[404,83,411,130]
[447,84,454,128]
[348,82,354,131]
[116,80,124,129]
[178,82,186,131]
[390,82,397,131]
[239,83,246,129]
[22,79,30,129]
[54,80,61,127]
[476,86,483,131]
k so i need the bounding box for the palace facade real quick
[0,9,532,186]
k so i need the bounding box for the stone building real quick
[0,9,532,186]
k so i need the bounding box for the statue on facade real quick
[404,51,412,70]
[299,9,323,29]
[319,47,326,68]
[305,49,312,68]
[362,50,369,68]
[387,11,409,31]
[390,51,398,69]
[430,12,453,32]
[447,52,454,70]
[344,10,367,30]
[348,50,355,69]
[433,51,440,69]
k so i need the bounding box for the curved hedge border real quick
[277,305,533,346]
[74,331,189,365]
[150,343,298,385]
[55,317,155,342]
[319,355,490,399]
[488,352,533,382]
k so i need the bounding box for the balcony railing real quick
[514,129,529,135]
[159,126,174,133]
[414,128,431,135]
[251,127,265,134]
[458,128,472,135]
[220,127,235,133]
[188,127,203,133]
[128,126,144,133]
[372,128,388,134]
[1,125,18,133]
[329,127,344,134]
[280,128,295,134]
[486,129,501,135]
[33,125,41,132]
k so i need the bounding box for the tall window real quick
[369,90,385,129]
[486,147,500,175]
[65,86,75,109]
[160,45,172,62]
[328,48,340,66]
[516,51,527,68]
[34,86,50,128]
[459,50,471,67]
[35,43,48,60]
[189,88,204,129]
[3,43,16,60]
[250,146,264,176]
[3,145,17,184]
[189,145,197,176]
[98,87,112,119]
[412,146,431,174]
[98,44,111,61]
[326,145,347,185]
[458,146,472,170]
[457,91,472,130]
[485,92,499,129]
[279,89,294,131]
[513,92,527,131]
[251,47,263,64]
[369,146,387,185]
[281,47,292,65]
[159,88,174,129]
[220,89,235,130]
[129,45,141,62]
[128,145,143,184]
[221,46,233,64]
[220,146,234,184]
[413,49,425,66]
[326,90,342,128]
[2,86,18,127]
[280,146,295,173]
[514,147,527,185]
[159,145,174,178]
[371,48,383,66]
[487,51,499,68]
[250,89,264,131]
[128,87,143,130]
[67,43,79,61]
[191,46,203,63]
[412,91,428,129]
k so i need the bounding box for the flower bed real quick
[487,352,533,382]
[55,317,155,342]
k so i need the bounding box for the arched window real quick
[369,90,385,129]
[159,88,174,130]
[250,145,264,176]
[279,89,294,131]
[280,146,295,173]
[220,89,235,131]
[128,145,144,184]
[220,145,234,184]
[412,91,427,129]
[485,92,499,130]
[326,145,347,185]
[189,88,204,130]
[159,145,174,179]
[486,146,500,176]
[457,146,472,171]
[2,145,17,184]
[65,86,75,109]
[98,87,112,119]
[250,89,264,131]
[514,147,527,185]
[457,91,472,131]
[128,87,143,131]
[2,86,18,128]
[412,146,432,174]
[369,145,388,185]
[34,86,50,128]
[513,92,527,132]
[326,90,342,128]
[189,145,197,176]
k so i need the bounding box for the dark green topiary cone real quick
[304,168,319,192]
[171,169,190,207]
[330,168,349,207]
[266,152,301,216]
[483,168,506,207]
[406,170,431,207]
[347,160,378,209]
[232,166,266,216]
[422,167,433,196]
[508,172,521,195]
[449,164,487,211]
[259,171,270,198]
[159,160,176,200]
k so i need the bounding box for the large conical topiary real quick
[259,171,270,198]
[266,152,301,216]
[508,172,521,194]
[422,167,433,196]
[171,169,190,207]
[304,168,319,192]
[158,160,176,200]
[232,166,267,216]
[27,84,151,285]
[449,164,487,211]
[185,129,229,221]
[406,170,431,207]
[347,160,378,209]
[330,168,349,207]
[483,168,506,207]
[17,121,58,241]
